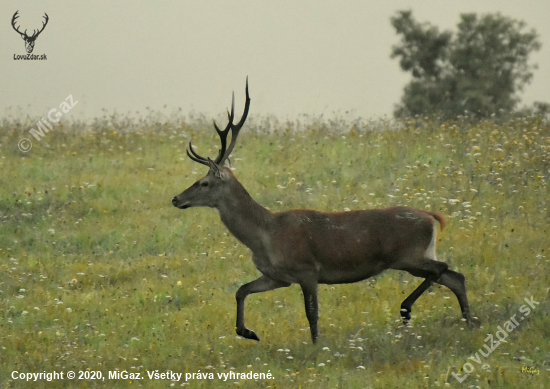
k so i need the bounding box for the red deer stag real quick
[172,79,473,343]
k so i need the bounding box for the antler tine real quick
[219,78,250,166]
[212,92,236,165]
[229,92,235,121]
[187,141,210,167]
[213,121,227,164]
[232,78,250,130]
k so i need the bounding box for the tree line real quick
[390,11,548,119]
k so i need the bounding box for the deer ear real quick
[207,158,222,178]
[221,157,232,168]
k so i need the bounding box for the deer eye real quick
[201,182,209,188]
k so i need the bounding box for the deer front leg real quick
[235,275,290,341]
[300,281,319,343]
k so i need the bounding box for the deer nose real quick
[172,197,178,207]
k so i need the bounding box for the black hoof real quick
[400,307,411,324]
[466,316,481,328]
[236,328,260,341]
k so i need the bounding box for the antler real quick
[11,11,24,37]
[187,78,251,168]
[11,11,49,39]
[32,13,49,39]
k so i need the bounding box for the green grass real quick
[1,115,549,388]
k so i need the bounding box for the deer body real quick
[273,208,437,284]
[224,202,436,285]
[173,80,473,343]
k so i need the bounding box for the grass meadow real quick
[1,114,549,388]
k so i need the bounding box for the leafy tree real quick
[391,11,542,118]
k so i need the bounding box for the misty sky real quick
[2,1,549,123]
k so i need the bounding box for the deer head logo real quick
[11,11,49,53]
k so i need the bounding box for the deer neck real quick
[217,181,273,252]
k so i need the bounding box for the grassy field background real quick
[1,114,549,388]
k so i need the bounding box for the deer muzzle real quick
[172,197,191,209]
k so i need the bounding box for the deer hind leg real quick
[400,278,433,323]
[435,269,474,325]
[394,257,449,324]
[397,258,474,325]
[235,275,290,341]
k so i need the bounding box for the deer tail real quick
[429,212,446,231]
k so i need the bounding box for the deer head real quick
[172,79,250,210]
[12,11,49,53]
